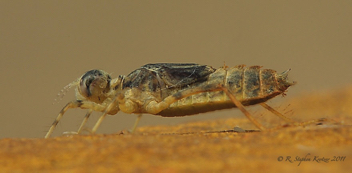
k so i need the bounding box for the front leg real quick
[45,100,109,138]
[90,96,140,134]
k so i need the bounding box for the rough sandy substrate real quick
[1,87,352,172]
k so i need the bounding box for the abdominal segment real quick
[158,65,287,117]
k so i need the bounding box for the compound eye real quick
[79,73,94,97]
[79,69,110,101]
[85,77,94,88]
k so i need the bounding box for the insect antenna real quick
[53,79,79,104]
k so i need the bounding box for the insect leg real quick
[259,103,295,123]
[76,109,93,134]
[45,100,107,138]
[91,98,119,134]
[267,118,328,131]
[221,86,266,131]
[90,94,138,134]
[260,103,328,129]
[131,114,143,133]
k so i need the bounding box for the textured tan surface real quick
[0,87,351,172]
[1,1,352,139]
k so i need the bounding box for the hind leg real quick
[221,87,327,131]
[220,86,267,130]
[260,103,327,129]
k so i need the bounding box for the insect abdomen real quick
[227,65,279,100]
[158,65,294,117]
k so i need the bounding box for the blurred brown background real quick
[0,1,351,138]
